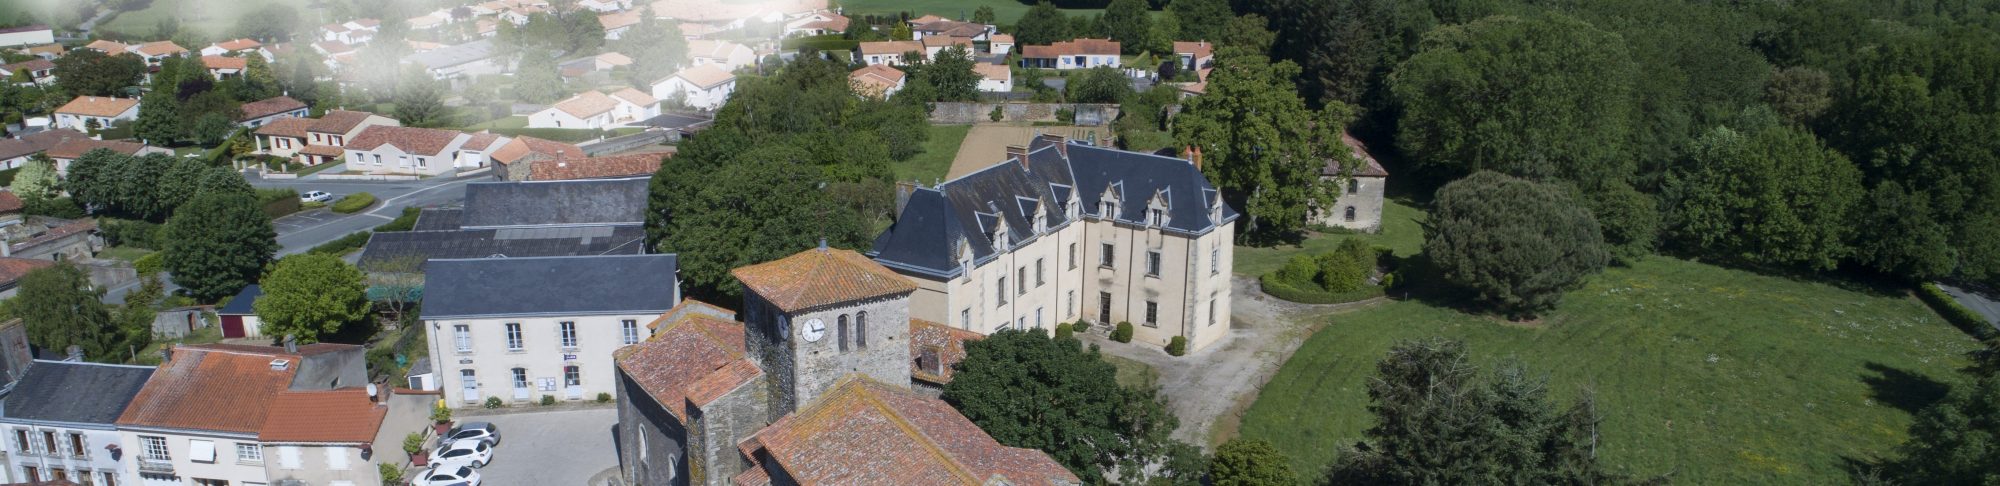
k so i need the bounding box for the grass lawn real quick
[99,245,155,262]
[98,0,316,37]
[1237,256,1984,484]
[1232,200,1427,277]
[893,124,971,183]
[1102,353,1158,390]
[839,0,1107,22]
[467,116,530,130]
[133,325,224,365]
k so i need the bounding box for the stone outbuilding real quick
[1316,132,1390,233]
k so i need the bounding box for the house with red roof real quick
[1020,38,1121,70]
[237,96,309,128]
[342,125,473,176]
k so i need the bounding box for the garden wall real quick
[929,103,1120,126]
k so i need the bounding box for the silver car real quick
[442,421,501,447]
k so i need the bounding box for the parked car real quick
[300,190,333,203]
[412,464,482,486]
[442,422,501,447]
[429,439,494,468]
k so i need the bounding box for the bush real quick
[1259,272,1388,304]
[1056,107,1076,123]
[377,206,422,232]
[101,218,164,248]
[1113,321,1134,343]
[1427,171,1608,318]
[989,105,1004,122]
[540,394,556,406]
[401,432,425,455]
[1054,322,1074,340]
[21,196,84,218]
[134,252,164,277]
[1071,320,1090,332]
[1315,251,1367,292]
[309,231,372,256]
[430,404,452,423]
[332,192,377,214]
[483,396,503,409]
[596,392,613,403]
[1166,336,1187,356]
[1917,283,1995,339]
[1275,255,1318,285]
[379,462,403,483]
[0,167,18,187]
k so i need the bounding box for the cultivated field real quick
[97,0,319,38]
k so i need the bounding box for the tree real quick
[1425,171,1607,318]
[1066,65,1131,104]
[942,329,1185,481]
[1765,66,1831,124]
[615,16,687,89]
[394,66,450,127]
[14,264,119,363]
[254,253,370,344]
[513,50,567,104]
[62,148,125,213]
[649,154,870,301]
[908,46,979,102]
[1327,339,1623,484]
[1664,112,1862,271]
[1890,340,2000,484]
[191,113,236,147]
[164,191,278,303]
[134,85,184,144]
[1218,14,1273,58]
[52,49,146,97]
[1390,13,1639,189]
[972,5,997,25]
[238,54,281,101]
[232,3,303,42]
[1210,438,1294,486]
[1167,0,1232,43]
[1173,55,1348,240]
[9,155,58,199]
[1101,0,1151,55]
[1014,1,1072,46]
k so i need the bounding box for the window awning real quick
[189,439,216,462]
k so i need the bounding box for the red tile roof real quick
[858,40,922,56]
[551,90,620,118]
[201,55,247,71]
[46,139,146,160]
[1328,132,1389,177]
[255,116,313,138]
[1172,41,1212,60]
[133,41,188,57]
[490,136,583,166]
[645,299,735,331]
[1022,38,1120,58]
[740,376,1079,485]
[1,58,54,74]
[615,313,760,421]
[54,96,138,118]
[459,132,504,152]
[346,125,465,156]
[0,192,21,213]
[530,150,669,181]
[116,345,299,434]
[259,389,388,444]
[307,110,376,134]
[216,38,263,51]
[0,257,53,285]
[731,248,917,313]
[909,319,980,385]
[239,96,307,121]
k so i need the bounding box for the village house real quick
[613,247,1079,485]
[237,96,309,128]
[343,126,472,176]
[453,131,510,169]
[489,135,586,180]
[989,34,1015,56]
[0,128,87,169]
[652,64,736,110]
[0,58,55,85]
[528,151,669,181]
[1316,133,1390,232]
[528,89,659,129]
[356,177,650,273]
[559,52,634,78]
[856,40,922,66]
[1173,41,1214,71]
[47,138,166,174]
[321,19,381,45]
[871,135,1238,352]
[922,35,975,59]
[686,39,757,71]
[253,117,313,159]
[128,41,189,66]
[783,11,849,37]
[1020,38,1121,70]
[1,360,154,485]
[423,254,681,407]
[52,96,138,132]
[911,18,990,42]
[580,0,629,13]
[300,110,400,166]
[403,39,503,83]
[975,62,1012,92]
[200,55,246,80]
[598,10,644,39]
[12,43,63,60]
[199,38,271,61]
[0,25,54,49]
[217,284,265,339]
[81,40,129,55]
[848,64,906,99]
[0,255,52,299]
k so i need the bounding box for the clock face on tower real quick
[801,318,825,342]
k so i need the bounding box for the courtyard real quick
[455,407,621,486]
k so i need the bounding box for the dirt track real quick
[947,124,1115,179]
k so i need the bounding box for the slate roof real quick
[258,389,387,444]
[403,39,498,70]
[421,254,679,319]
[218,284,261,315]
[614,312,759,421]
[459,177,649,228]
[356,224,648,271]
[529,151,668,181]
[871,137,1237,278]
[732,247,917,313]
[116,345,301,434]
[412,208,464,231]
[0,360,154,425]
[254,116,313,138]
[738,376,1079,486]
[239,96,307,121]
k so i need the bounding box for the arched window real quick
[837,315,850,352]
[856,311,868,349]
[1348,179,1359,194]
[1344,206,1357,222]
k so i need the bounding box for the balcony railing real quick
[137,456,175,474]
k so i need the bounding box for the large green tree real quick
[1889,340,2000,483]
[649,154,868,302]
[1425,171,1607,318]
[1210,438,1294,486]
[1100,0,1151,55]
[512,50,567,104]
[905,45,979,102]
[1174,54,1349,239]
[14,264,119,362]
[1064,65,1130,104]
[1014,1,1072,46]
[164,191,278,302]
[254,253,370,344]
[1664,111,1863,271]
[52,49,146,97]
[1167,0,1233,44]
[1390,13,1639,189]
[394,66,450,127]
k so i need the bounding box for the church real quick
[613,246,1080,485]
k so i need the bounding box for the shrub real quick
[134,252,164,276]
[1054,322,1074,340]
[1315,251,1367,292]
[540,395,556,406]
[401,432,425,455]
[1917,283,1995,339]
[483,396,503,409]
[1113,321,1134,343]
[1071,320,1090,332]
[430,405,452,423]
[596,392,613,403]
[1056,107,1076,123]
[1275,255,1318,285]
[101,219,163,248]
[1259,272,1387,304]
[377,206,422,232]
[1427,171,1608,318]
[1166,336,1187,356]
[257,188,302,219]
[332,192,376,214]
[989,105,1004,122]
[379,462,404,483]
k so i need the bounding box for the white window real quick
[140,436,169,461]
[237,443,262,463]
[397,155,410,168]
[1147,250,1162,277]
[1068,243,1077,269]
[996,276,1008,306]
[1211,248,1220,275]
[1067,290,1076,318]
[1100,243,1115,268]
[560,321,578,348]
[1145,301,1159,327]
[1209,302,1217,327]
[326,446,349,470]
[372,153,382,166]
[1035,258,1045,286]
[622,319,640,345]
[453,324,471,352]
[961,308,971,328]
[278,446,302,469]
[1035,307,1043,329]
[506,323,523,350]
[1017,267,1027,295]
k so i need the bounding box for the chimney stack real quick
[1005,145,1027,170]
[284,334,298,353]
[160,343,173,363]
[66,345,83,362]
[1187,145,1203,170]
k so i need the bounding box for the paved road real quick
[462,408,619,486]
[1938,283,2000,333]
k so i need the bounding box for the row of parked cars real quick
[412,422,502,486]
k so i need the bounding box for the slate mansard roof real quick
[421,254,680,320]
[1,361,154,426]
[459,177,649,228]
[357,224,648,271]
[872,138,1238,278]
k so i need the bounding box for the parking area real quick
[462,407,620,486]
[270,208,348,233]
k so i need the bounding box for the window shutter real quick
[326,447,349,470]
[279,446,302,469]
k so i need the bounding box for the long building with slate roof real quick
[871,134,1239,352]
[356,177,651,272]
[0,360,154,486]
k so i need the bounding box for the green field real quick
[893,124,971,183]
[1237,255,1982,484]
[1231,200,1428,277]
[839,0,1106,23]
[97,0,317,38]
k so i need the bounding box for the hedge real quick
[480,127,607,142]
[0,167,17,187]
[308,207,424,256]
[257,188,302,219]
[332,192,376,214]
[1916,282,1996,339]
[1259,273,1387,305]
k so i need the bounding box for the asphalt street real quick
[1938,283,2000,334]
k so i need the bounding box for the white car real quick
[412,464,482,486]
[429,439,494,468]
[300,190,333,203]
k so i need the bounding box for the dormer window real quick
[1101,201,1117,219]
[1150,209,1165,227]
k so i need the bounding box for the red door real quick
[221,315,246,338]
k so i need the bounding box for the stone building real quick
[1316,132,1390,232]
[871,135,1239,352]
[614,247,1077,486]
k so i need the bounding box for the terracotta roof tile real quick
[615,313,761,422]
[259,389,388,444]
[609,87,656,107]
[989,34,1014,44]
[921,35,973,49]
[732,248,917,313]
[909,319,980,384]
[459,132,504,152]
[973,62,1009,82]
[308,110,375,134]
[743,376,1079,485]
[645,299,735,331]
[1,58,54,74]
[598,10,642,30]
[134,41,188,57]
[55,96,138,118]
[0,192,21,213]
[858,40,922,56]
[216,38,263,51]
[255,116,313,138]
[85,40,129,53]
[490,136,583,166]
[115,345,301,434]
[1172,41,1212,60]
[0,257,53,284]
[239,96,307,121]
[346,125,466,156]
[46,139,146,160]
[1023,38,1119,58]
[530,150,669,181]
[665,64,734,89]
[201,55,246,71]
[552,90,620,118]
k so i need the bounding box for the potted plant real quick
[403,432,427,467]
[430,404,452,436]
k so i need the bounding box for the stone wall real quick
[928,103,1121,126]
[785,295,913,409]
[616,371,687,486]
[692,379,769,486]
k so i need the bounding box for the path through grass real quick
[1237,257,1981,484]
[893,124,970,184]
[1232,200,1427,277]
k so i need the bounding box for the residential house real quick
[528,150,669,181]
[1020,38,1121,70]
[686,39,756,71]
[47,138,165,174]
[311,40,357,59]
[911,19,989,41]
[454,131,510,169]
[52,97,138,132]
[856,40,922,66]
[12,43,64,60]
[647,0,825,30]
[128,41,189,66]
[0,59,54,85]
[81,40,129,55]
[613,246,1078,486]
[651,64,736,110]
[2,216,103,262]
[488,136,585,180]
[301,110,401,166]
[237,96,309,128]
[342,126,472,176]
[580,0,629,13]
[423,254,681,407]
[355,177,650,272]
[1315,133,1389,232]
[870,134,1239,352]
[402,39,503,82]
[921,35,974,59]
[116,343,382,486]
[198,38,269,61]
[989,34,1014,56]
[253,117,313,158]
[0,25,54,49]
[407,12,451,31]
[783,11,849,37]
[321,19,381,45]
[1173,41,1213,71]
[974,62,1011,92]
[1,360,155,486]
[848,64,905,99]
[200,55,246,80]
[216,284,264,339]
[599,10,643,39]
[0,193,19,226]
[559,52,633,77]
[0,129,87,169]
[0,256,53,299]
[527,89,658,129]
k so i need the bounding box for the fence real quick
[928,103,1121,126]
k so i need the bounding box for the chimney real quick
[1040,133,1068,158]
[65,345,83,362]
[1004,145,1027,170]
[893,181,917,220]
[1188,145,1203,170]
[283,334,298,353]
[160,343,173,362]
